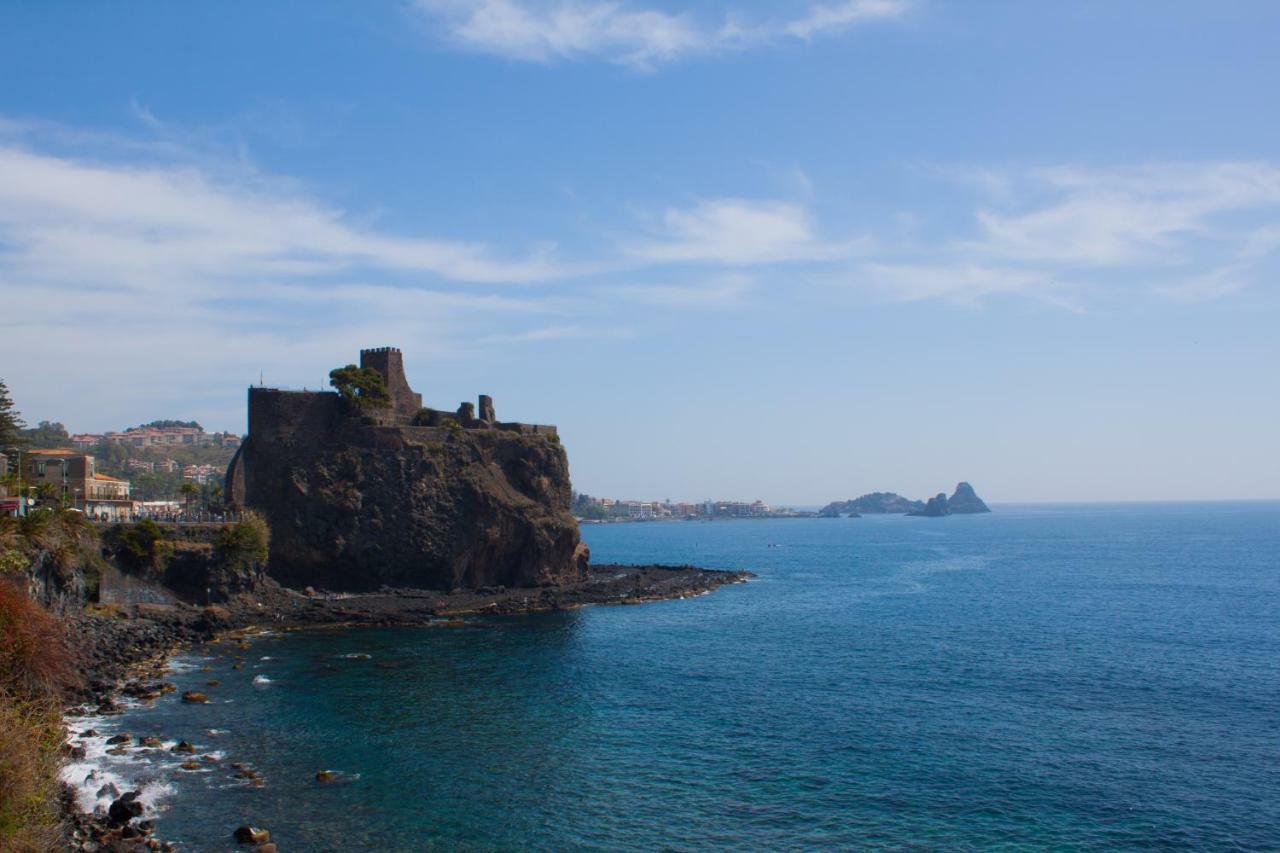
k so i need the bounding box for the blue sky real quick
[1,0,1277,503]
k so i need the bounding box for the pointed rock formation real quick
[908,493,950,517]
[947,481,991,514]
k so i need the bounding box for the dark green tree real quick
[136,420,202,430]
[20,421,69,448]
[328,364,391,412]
[0,379,26,447]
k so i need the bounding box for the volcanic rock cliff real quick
[225,348,587,592]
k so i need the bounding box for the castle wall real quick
[247,388,345,444]
[239,388,345,508]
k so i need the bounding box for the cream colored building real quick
[23,449,133,520]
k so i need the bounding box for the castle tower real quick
[360,347,423,418]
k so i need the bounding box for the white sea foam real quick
[252,675,273,685]
[61,719,176,817]
[337,653,372,660]
[164,656,210,673]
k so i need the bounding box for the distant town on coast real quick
[572,482,991,522]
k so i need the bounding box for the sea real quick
[64,502,1280,850]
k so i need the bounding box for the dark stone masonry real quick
[226,347,586,592]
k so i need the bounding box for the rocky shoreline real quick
[60,564,751,851]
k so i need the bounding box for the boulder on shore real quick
[108,791,144,826]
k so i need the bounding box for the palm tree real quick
[179,482,198,517]
[34,482,57,508]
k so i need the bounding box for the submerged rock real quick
[181,691,209,704]
[233,826,271,844]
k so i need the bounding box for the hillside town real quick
[1,421,239,520]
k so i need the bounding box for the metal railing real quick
[92,511,246,525]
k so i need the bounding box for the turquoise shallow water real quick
[94,503,1279,850]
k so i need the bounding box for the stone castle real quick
[226,346,558,505]
[225,347,584,591]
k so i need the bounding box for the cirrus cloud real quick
[412,0,913,69]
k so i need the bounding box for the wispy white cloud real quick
[868,161,1280,305]
[967,163,1280,267]
[412,0,912,69]
[784,0,911,39]
[629,198,854,265]
[0,146,571,288]
[477,323,634,343]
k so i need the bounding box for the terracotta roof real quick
[27,448,81,457]
[93,473,127,483]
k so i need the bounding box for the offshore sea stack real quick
[907,482,992,517]
[225,347,588,592]
[946,481,991,514]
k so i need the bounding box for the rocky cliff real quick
[235,415,586,592]
[226,349,588,592]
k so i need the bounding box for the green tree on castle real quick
[329,364,391,412]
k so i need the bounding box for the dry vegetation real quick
[0,559,80,850]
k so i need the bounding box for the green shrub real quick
[214,511,270,567]
[111,518,169,571]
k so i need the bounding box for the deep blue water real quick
[87,503,1280,850]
